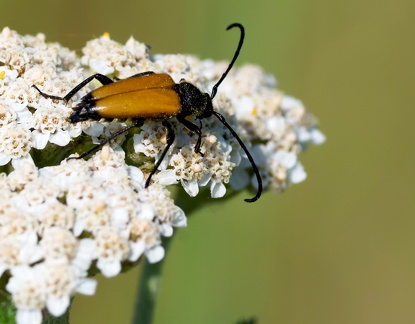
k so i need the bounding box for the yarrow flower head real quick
[0,27,324,323]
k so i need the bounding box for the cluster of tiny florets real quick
[193,62,326,192]
[0,150,185,322]
[0,27,324,197]
[0,27,324,323]
[81,33,149,78]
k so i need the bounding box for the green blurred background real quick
[3,0,415,323]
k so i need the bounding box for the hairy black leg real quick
[67,119,145,161]
[176,116,203,155]
[126,71,155,79]
[145,120,175,188]
[33,74,114,102]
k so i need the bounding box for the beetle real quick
[33,23,262,202]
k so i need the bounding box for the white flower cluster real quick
[0,148,185,323]
[0,27,324,322]
[0,27,324,199]
[205,64,326,192]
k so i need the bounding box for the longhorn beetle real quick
[33,23,262,202]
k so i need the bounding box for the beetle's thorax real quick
[175,81,213,119]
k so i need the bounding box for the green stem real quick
[132,236,172,324]
[0,299,16,324]
[42,308,70,324]
[132,190,208,324]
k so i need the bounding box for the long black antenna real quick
[210,23,262,202]
[210,23,245,99]
[213,111,262,202]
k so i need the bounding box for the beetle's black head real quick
[197,93,214,119]
[175,81,213,119]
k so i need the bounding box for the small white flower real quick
[70,238,95,277]
[89,58,114,75]
[42,260,75,317]
[181,178,199,197]
[127,214,160,262]
[0,100,31,128]
[310,128,326,145]
[40,227,78,261]
[6,265,47,324]
[94,227,129,277]
[81,32,149,77]
[43,259,96,317]
[288,162,307,184]
[210,180,227,198]
[31,102,70,149]
[134,123,170,159]
[6,161,38,191]
[127,165,146,189]
[141,183,187,233]
[16,309,42,324]
[35,201,75,235]
[0,212,39,238]
[145,245,165,264]
[0,124,33,166]
[154,169,179,186]
[0,233,42,276]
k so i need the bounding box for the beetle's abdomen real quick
[75,73,183,120]
[94,88,181,119]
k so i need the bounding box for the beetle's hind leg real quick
[126,71,155,79]
[33,74,114,102]
[145,120,175,188]
[67,119,145,161]
[176,116,204,156]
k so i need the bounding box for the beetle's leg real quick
[145,120,175,188]
[176,116,204,155]
[67,119,144,161]
[113,71,155,81]
[33,74,114,102]
[127,71,155,79]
